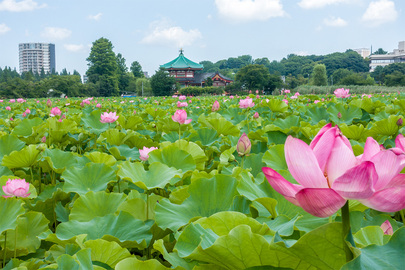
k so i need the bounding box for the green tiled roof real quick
[160,51,203,69]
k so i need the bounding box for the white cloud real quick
[41,27,71,40]
[0,0,46,12]
[64,44,85,52]
[0,23,11,34]
[215,0,286,22]
[298,0,350,9]
[323,16,348,27]
[141,20,202,48]
[362,0,398,27]
[88,13,102,21]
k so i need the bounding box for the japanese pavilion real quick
[160,49,233,87]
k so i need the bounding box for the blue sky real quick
[0,0,403,77]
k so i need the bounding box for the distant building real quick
[369,41,405,71]
[160,49,233,87]
[353,48,371,59]
[19,43,55,74]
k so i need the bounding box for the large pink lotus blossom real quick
[172,109,192,125]
[212,100,220,112]
[100,112,119,123]
[2,179,30,198]
[50,107,61,117]
[139,146,158,161]
[5,106,11,111]
[239,97,255,109]
[334,88,350,98]
[263,124,379,217]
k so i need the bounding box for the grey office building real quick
[19,43,55,74]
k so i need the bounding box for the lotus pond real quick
[0,93,404,270]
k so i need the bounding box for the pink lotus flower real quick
[41,136,46,143]
[9,99,15,103]
[284,89,291,94]
[334,88,350,98]
[25,108,31,114]
[17,98,25,103]
[22,112,27,117]
[229,95,234,99]
[263,124,379,217]
[314,100,320,104]
[50,107,61,117]
[96,103,102,108]
[139,146,158,161]
[212,100,220,112]
[179,95,186,100]
[177,101,188,107]
[46,99,52,107]
[2,179,30,198]
[253,112,259,119]
[282,99,288,105]
[100,112,119,123]
[239,97,255,109]
[172,109,192,124]
[381,220,393,235]
[6,106,11,111]
[237,133,251,156]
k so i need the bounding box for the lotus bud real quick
[46,99,52,107]
[253,112,259,119]
[237,133,251,156]
[212,100,220,112]
[337,112,342,119]
[381,220,393,235]
[397,118,403,127]
[41,136,46,143]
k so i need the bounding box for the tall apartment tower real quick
[19,43,55,74]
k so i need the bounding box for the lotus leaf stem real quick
[2,231,7,267]
[341,201,354,262]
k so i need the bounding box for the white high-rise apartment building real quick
[19,43,55,74]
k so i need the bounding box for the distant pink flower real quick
[9,99,15,103]
[294,92,300,96]
[381,220,393,235]
[314,100,320,104]
[179,95,186,100]
[188,100,192,103]
[17,98,25,103]
[172,109,192,124]
[253,112,259,119]
[229,95,234,99]
[139,146,158,161]
[0,99,3,102]
[334,88,350,98]
[22,112,27,117]
[2,179,30,198]
[25,108,31,114]
[172,95,178,98]
[284,89,291,94]
[290,95,297,99]
[96,103,102,108]
[177,101,188,107]
[65,103,70,106]
[212,100,220,112]
[282,99,288,105]
[46,99,52,107]
[256,90,259,94]
[239,97,255,109]
[10,118,13,121]
[50,107,61,117]
[41,136,46,143]
[6,106,11,111]
[100,112,119,123]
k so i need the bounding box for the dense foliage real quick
[0,92,404,269]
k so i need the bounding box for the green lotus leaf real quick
[81,110,109,135]
[349,211,399,234]
[47,243,81,262]
[369,115,402,138]
[1,144,40,169]
[148,145,196,173]
[84,151,117,167]
[262,145,287,170]
[11,117,43,137]
[0,212,51,258]
[69,191,127,222]
[83,239,132,268]
[265,131,287,145]
[339,124,371,141]
[266,115,300,134]
[55,212,152,249]
[219,146,236,167]
[242,153,265,177]
[263,98,288,113]
[303,106,329,125]
[353,226,390,248]
[117,115,143,130]
[0,166,13,177]
[257,215,300,237]
[118,161,181,190]
[107,144,140,161]
[154,239,197,270]
[0,197,25,234]
[159,140,208,171]
[97,129,127,146]
[123,130,157,149]
[155,175,238,231]
[328,103,362,125]
[199,115,240,136]
[117,194,161,221]
[342,227,405,270]
[0,135,26,162]
[61,163,116,195]
[115,257,174,270]
[47,118,78,143]
[56,254,80,270]
[42,148,79,174]
[189,128,220,146]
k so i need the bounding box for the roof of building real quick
[160,50,203,70]
[193,72,233,84]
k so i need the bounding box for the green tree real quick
[374,48,388,55]
[135,78,152,96]
[311,64,328,86]
[130,61,144,78]
[235,64,270,90]
[150,68,176,96]
[205,77,213,87]
[116,53,131,91]
[385,71,405,86]
[332,68,353,85]
[86,37,119,96]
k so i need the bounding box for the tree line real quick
[1,37,404,98]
